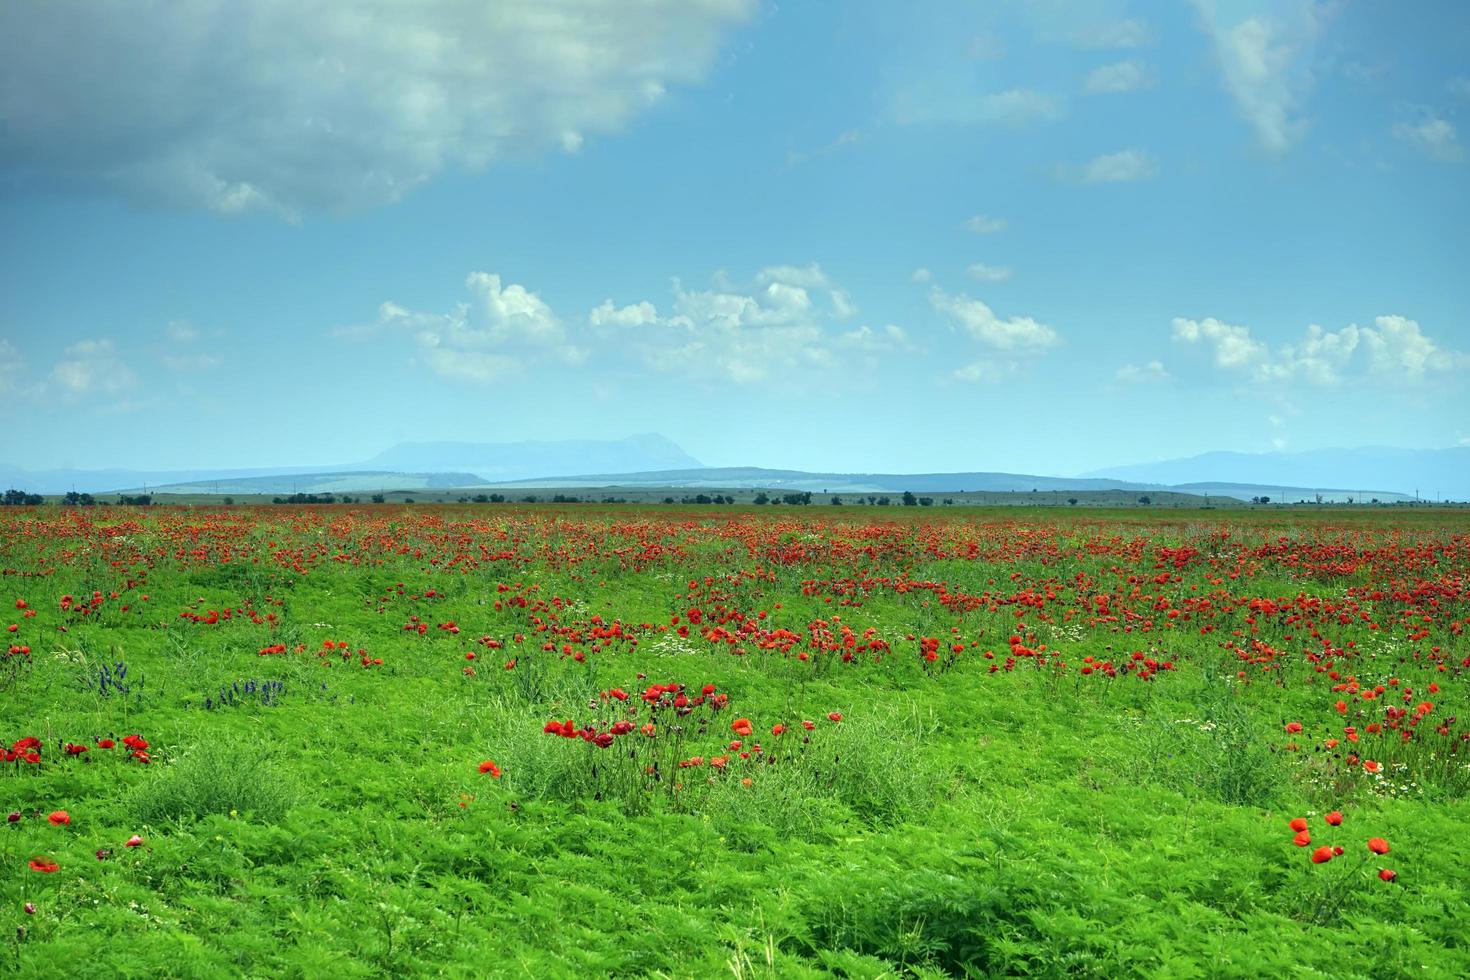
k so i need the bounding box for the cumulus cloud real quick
[1172,314,1464,384]
[977,89,1065,125]
[0,1,754,216]
[162,353,222,372]
[962,214,1008,234]
[1070,19,1155,49]
[1171,317,1267,369]
[0,340,26,396]
[590,300,660,329]
[50,339,136,397]
[966,263,1013,282]
[1071,149,1158,183]
[375,271,581,383]
[1394,116,1464,162]
[165,321,199,343]
[911,268,933,283]
[1114,360,1170,384]
[1192,1,1329,154]
[589,263,890,383]
[951,359,1020,384]
[1084,60,1156,94]
[929,287,1059,351]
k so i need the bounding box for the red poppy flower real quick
[771,723,786,736]
[1288,817,1309,833]
[1367,837,1390,855]
[1284,722,1303,734]
[478,760,502,777]
[1292,830,1311,847]
[731,718,753,737]
[1363,760,1381,773]
[47,810,70,826]
[125,835,144,848]
[29,858,60,873]
[1324,811,1343,826]
[1310,847,1333,864]
[1378,868,1397,882]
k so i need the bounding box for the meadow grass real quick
[2,504,1467,977]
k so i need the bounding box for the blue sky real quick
[1,0,1467,476]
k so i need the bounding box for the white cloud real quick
[977,89,1064,125]
[951,359,1019,384]
[1084,60,1155,94]
[755,263,832,290]
[50,339,136,396]
[0,340,26,395]
[590,300,660,329]
[1172,314,1464,384]
[1114,360,1169,384]
[1172,317,1267,369]
[836,324,914,353]
[163,353,223,372]
[1078,149,1158,183]
[962,214,1008,234]
[1450,77,1470,99]
[375,271,580,383]
[1361,315,1458,377]
[1393,116,1464,162]
[1071,19,1155,49]
[0,1,755,215]
[165,321,199,343]
[911,267,933,283]
[966,263,1013,282]
[1192,1,1329,154]
[591,264,887,384]
[420,348,521,385]
[929,288,1059,351]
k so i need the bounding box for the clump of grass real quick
[130,741,299,824]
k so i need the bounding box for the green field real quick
[3,504,1467,977]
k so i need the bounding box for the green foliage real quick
[2,505,1468,977]
[129,742,299,824]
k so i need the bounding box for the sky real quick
[1,0,1467,477]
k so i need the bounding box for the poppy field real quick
[3,503,1469,977]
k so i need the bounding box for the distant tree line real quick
[2,489,43,506]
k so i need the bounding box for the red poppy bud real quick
[1324,811,1343,826]
[1311,846,1333,864]
[1367,837,1390,855]
[1378,868,1396,882]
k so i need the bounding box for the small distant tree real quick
[371,494,385,504]
[753,492,769,505]
[902,491,917,506]
[1137,495,1151,505]
[830,495,843,505]
[222,497,234,506]
[918,496,934,507]
[1067,498,1078,506]
[876,496,891,506]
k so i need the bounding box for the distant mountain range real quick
[0,434,702,495]
[1084,447,1468,501]
[482,466,1411,503]
[0,438,1458,503]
